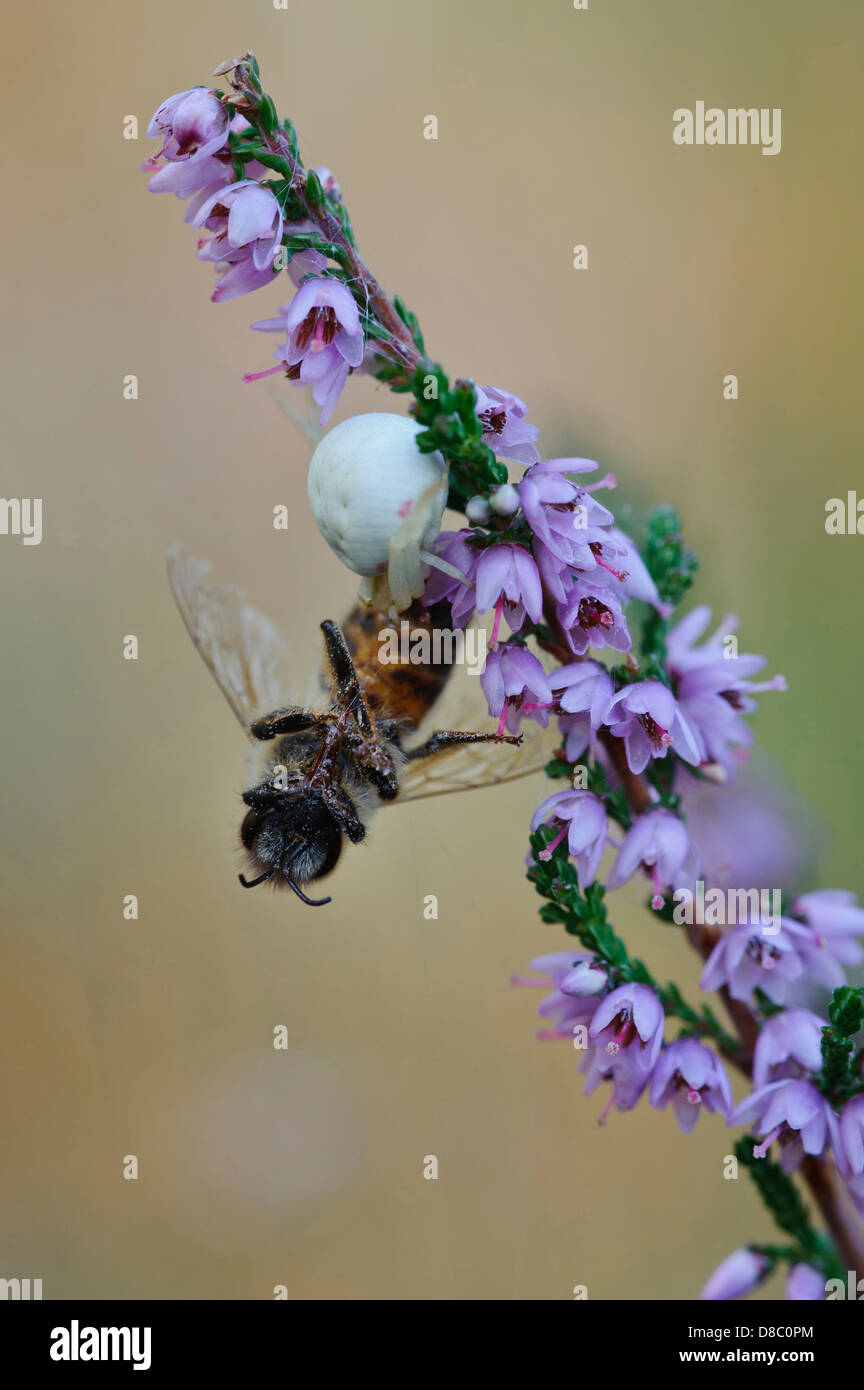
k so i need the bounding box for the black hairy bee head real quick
[238,786,358,906]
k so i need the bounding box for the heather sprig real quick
[529,828,741,1060]
[815,985,864,1104]
[146,51,864,1297]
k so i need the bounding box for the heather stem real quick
[801,1155,864,1276]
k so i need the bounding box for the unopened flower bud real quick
[785,1264,825,1300]
[559,961,607,997]
[314,166,342,200]
[466,495,491,525]
[700,1247,770,1301]
[490,483,520,517]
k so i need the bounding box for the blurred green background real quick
[2,0,862,1299]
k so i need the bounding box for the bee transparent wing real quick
[168,548,301,739]
[396,624,557,801]
[396,721,555,802]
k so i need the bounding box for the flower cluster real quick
[417,326,863,1304]
[144,69,402,424]
[147,53,864,1303]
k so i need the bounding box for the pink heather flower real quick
[145,152,233,203]
[752,1009,826,1087]
[581,983,665,1122]
[729,1077,837,1172]
[421,530,480,629]
[511,951,604,1040]
[581,1042,651,1115]
[676,660,787,777]
[606,808,692,908]
[209,255,278,303]
[474,385,540,465]
[474,543,543,638]
[835,1095,864,1176]
[667,607,786,775]
[530,790,608,887]
[147,88,230,163]
[677,763,817,894]
[520,459,617,582]
[790,890,864,970]
[557,577,631,656]
[549,660,614,761]
[248,278,365,424]
[700,922,814,1005]
[778,918,849,992]
[552,661,614,724]
[192,180,284,273]
[650,1039,733,1133]
[480,644,552,737]
[700,1248,770,1301]
[794,889,864,932]
[786,1264,825,1301]
[557,715,595,763]
[605,679,701,775]
[666,605,740,677]
[589,983,665,1076]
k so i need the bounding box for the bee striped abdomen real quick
[340,602,453,730]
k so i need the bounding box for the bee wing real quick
[167,549,302,738]
[396,627,557,801]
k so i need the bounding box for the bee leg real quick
[250,706,332,741]
[406,729,522,761]
[321,620,404,797]
[320,620,378,740]
[322,787,367,843]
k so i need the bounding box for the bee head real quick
[238,787,346,906]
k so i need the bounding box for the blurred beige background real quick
[2,0,862,1299]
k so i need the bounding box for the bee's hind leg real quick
[406,729,522,761]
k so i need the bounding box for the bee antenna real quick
[283,871,332,907]
[238,868,277,889]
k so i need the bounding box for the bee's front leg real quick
[250,706,333,741]
[322,786,367,843]
[405,729,522,762]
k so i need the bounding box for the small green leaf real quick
[305,168,324,208]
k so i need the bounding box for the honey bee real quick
[168,552,551,906]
